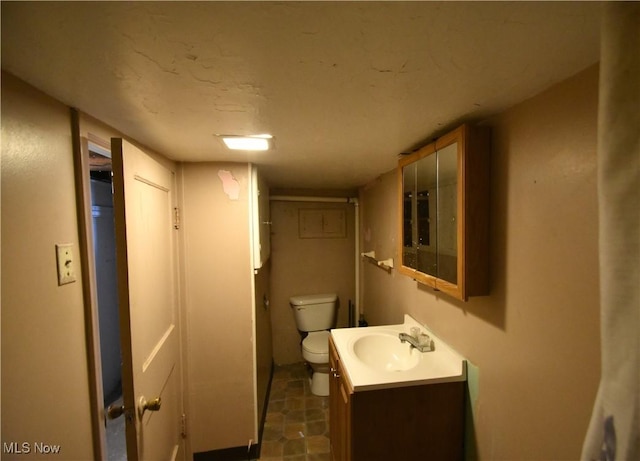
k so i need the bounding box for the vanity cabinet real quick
[398,123,490,301]
[329,336,351,461]
[329,336,465,460]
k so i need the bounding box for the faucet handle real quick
[418,333,432,349]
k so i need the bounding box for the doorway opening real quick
[88,141,127,461]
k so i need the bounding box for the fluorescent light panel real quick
[220,134,273,151]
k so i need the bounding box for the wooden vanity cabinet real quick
[329,335,351,461]
[329,336,465,460]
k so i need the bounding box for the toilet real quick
[290,293,338,396]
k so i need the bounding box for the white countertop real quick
[331,314,467,392]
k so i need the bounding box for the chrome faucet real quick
[399,332,433,352]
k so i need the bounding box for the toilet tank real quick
[290,293,338,332]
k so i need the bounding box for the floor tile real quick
[258,363,331,461]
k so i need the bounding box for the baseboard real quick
[257,360,275,451]
[193,361,275,461]
[193,444,259,461]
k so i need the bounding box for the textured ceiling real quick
[1,1,601,190]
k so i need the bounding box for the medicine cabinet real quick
[398,124,490,301]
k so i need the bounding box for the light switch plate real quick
[56,243,76,285]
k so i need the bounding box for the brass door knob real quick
[144,397,162,412]
[106,404,125,420]
[138,396,162,416]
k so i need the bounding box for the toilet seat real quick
[302,331,330,363]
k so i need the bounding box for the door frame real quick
[70,108,109,460]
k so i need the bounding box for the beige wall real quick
[1,72,95,459]
[270,200,356,364]
[179,163,263,452]
[360,65,601,459]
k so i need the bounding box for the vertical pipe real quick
[353,198,360,324]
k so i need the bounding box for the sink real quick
[351,332,420,372]
[331,315,467,391]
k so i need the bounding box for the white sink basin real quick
[351,332,420,372]
[331,315,467,391]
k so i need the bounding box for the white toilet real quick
[290,293,338,396]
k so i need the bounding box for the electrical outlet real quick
[56,243,76,285]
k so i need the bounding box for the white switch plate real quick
[56,243,76,285]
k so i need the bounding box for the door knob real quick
[138,396,162,417]
[106,403,125,420]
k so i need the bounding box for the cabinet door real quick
[416,152,438,278]
[329,337,351,461]
[251,165,270,270]
[433,125,490,300]
[435,139,459,286]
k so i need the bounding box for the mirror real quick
[436,142,458,284]
[399,140,459,284]
[415,152,437,277]
[402,157,417,268]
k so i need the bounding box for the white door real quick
[111,138,183,461]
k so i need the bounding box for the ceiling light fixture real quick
[219,134,274,151]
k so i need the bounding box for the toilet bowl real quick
[302,331,331,396]
[290,293,338,397]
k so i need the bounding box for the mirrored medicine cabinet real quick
[398,124,491,301]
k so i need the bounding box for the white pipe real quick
[354,198,360,325]
[270,195,356,203]
[270,194,361,326]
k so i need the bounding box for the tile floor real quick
[257,363,331,461]
[105,363,329,461]
[105,396,127,461]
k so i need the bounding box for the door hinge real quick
[173,207,180,230]
[181,413,187,438]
